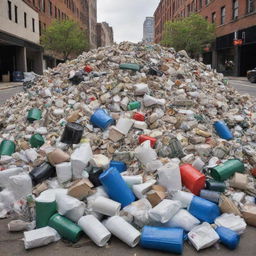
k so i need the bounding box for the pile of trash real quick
[0,42,255,253]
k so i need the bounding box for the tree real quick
[41,20,89,61]
[161,14,215,59]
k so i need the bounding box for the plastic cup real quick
[90,109,114,130]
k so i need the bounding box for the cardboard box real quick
[67,178,94,200]
[219,195,242,216]
[147,189,166,207]
[242,205,256,227]
[47,149,70,165]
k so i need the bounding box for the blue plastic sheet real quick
[140,226,184,254]
[216,226,240,250]
[99,167,135,207]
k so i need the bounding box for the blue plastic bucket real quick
[140,226,184,254]
[188,196,220,223]
[215,226,240,250]
[90,109,114,130]
[214,121,233,140]
[200,189,221,203]
[109,161,127,173]
[99,167,135,207]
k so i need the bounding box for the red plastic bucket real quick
[180,164,206,195]
[138,135,157,148]
[133,112,145,121]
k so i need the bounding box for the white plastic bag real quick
[134,140,157,166]
[214,213,247,234]
[188,222,220,251]
[24,226,60,249]
[132,180,156,199]
[171,190,194,208]
[164,209,200,231]
[0,167,23,188]
[149,199,181,223]
[55,162,72,184]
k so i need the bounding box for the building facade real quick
[88,0,97,49]
[143,17,155,43]
[154,0,256,76]
[0,0,43,81]
[96,22,114,47]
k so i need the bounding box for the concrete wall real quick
[0,0,40,44]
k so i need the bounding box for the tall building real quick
[96,22,114,47]
[88,0,97,49]
[0,0,43,81]
[154,0,256,76]
[143,17,154,43]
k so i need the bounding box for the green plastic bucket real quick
[27,108,42,122]
[210,159,245,181]
[128,101,141,111]
[0,140,16,156]
[48,213,83,243]
[29,134,45,148]
[36,200,57,228]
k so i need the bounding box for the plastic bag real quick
[0,167,23,188]
[188,222,220,251]
[8,220,35,232]
[171,190,194,208]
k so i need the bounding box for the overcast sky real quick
[97,0,160,43]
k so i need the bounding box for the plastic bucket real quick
[210,159,245,181]
[90,109,114,130]
[206,179,226,192]
[36,200,57,228]
[215,226,240,250]
[29,134,45,148]
[0,140,16,156]
[109,161,127,173]
[133,112,145,121]
[188,196,220,223]
[88,168,104,187]
[29,162,56,185]
[128,101,141,110]
[200,189,220,203]
[119,63,141,71]
[99,167,135,208]
[27,108,42,122]
[180,164,206,195]
[60,122,84,144]
[138,135,157,148]
[214,121,233,140]
[140,226,184,254]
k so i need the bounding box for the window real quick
[221,6,225,24]
[211,12,216,23]
[58,9,60,19]
[39,21,41,35]
[24,12,27,28]
[32,18,35,32]
[55,6,57,18]
[49,1,52,16]
[14,5,18,23]
[205,0,209,5]
[247,0,255,13]
[199,0,203,9]
[42,0,45,12]
[8,1,12,20]
[233,0,238,19]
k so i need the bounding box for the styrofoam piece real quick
[56,194,85,223]
[214,213,247,234]
[71,143,93,179]
[158,163,182,192]
[24,226,60,249]
[171,191,194,208]
[133,121,148,130]
[132,180,156,199]
[104,216,141,247]
[134,140,157,165]
[134,83,150,95]
[145,160,163,172]
[78,215,111,247]
[188,222,220,251]
[122,175,143,187]
[164,209,200,231]
[149,199,181,223]
[116,118,134,135]
[0,167,23,187]
[143,94,166,107]
[92,196,121,216]
[55,162,72,184]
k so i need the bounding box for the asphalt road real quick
[0,80,256,255]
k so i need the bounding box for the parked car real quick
[247,68,256,83]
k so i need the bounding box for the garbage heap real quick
[0,42,256,252]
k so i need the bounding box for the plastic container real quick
[29,134,45,148]
[99,167,135,208]
[210,159,245,181]
[61,122,84,144]
[138,135,157,148]
[89,168,104,187]
[78,215,111,247]
[214,121,233,140]
[206,179,226,192]
[122,175,143,188]
[215,226,240,250]
[27,108,42,122]
[180,164,206,195]
[29,162,56,185]
[200,189,220,203]
[128,101,141,110]
[48,213,83,243]
[119,63,141,71]
[172,191,194,208]
[0,140,16,156]
[109,161,127,173]
[90,109,114,130]
[140,226,184,254]
[104,216,141,247]
[169,137,185,158]
[92,196,121,216]
[133,112,145,121]
[188,196,220,223]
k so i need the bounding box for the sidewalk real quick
[0,82,23,90]
[226,76,247,81]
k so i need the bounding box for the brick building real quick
[23,0,97,68]
[96,22,114,47]
[154,0,256,76]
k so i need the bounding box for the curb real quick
[0,84,23,91]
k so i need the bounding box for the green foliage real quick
[161,14,216,58]
[41,20,89,61]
